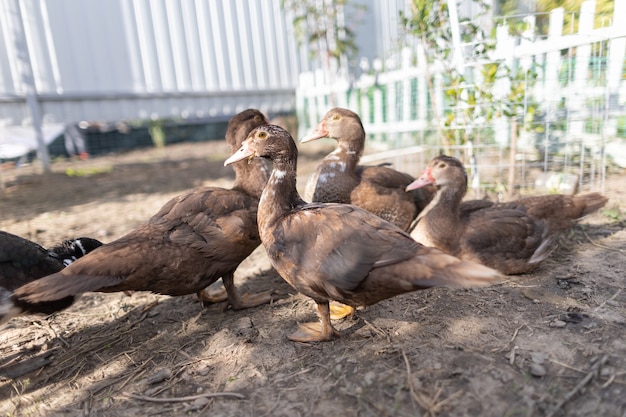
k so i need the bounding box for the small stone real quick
[529,363,546,377]
[142,368,173,385]
[232,317,258,341]
[557,280,570,289]
[363,371,376,386]
[530,352,546,364]
[606,300,619,307]
[549,320,567,328]
[233,316,253,330]
[186,398,210,411]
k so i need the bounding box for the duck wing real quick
[14,187,261,302]
[462,207,553,274]
[265,203,420,295]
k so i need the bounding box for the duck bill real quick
[405,170,434,191]
[300,121,329,143]
[224,141,254,166]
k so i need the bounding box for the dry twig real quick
[123,391,245,402]
[545,355,609,417]
[509,324,526,343]
[400,349,461,416]
[594,289,622,312]
[582,231,626,255]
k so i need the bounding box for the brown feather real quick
[409,155,608,274]
[13,110,269,304]
[302,108,434,230]
[232,125,501,310]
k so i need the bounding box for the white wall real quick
[0,0,302,125]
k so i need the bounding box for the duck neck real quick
[422,182,466,218]
[334,131,364,170]
[232,158,270,199]
[258,156,303,232]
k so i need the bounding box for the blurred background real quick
[1,0,624,197]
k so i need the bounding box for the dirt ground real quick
[0,136,625,417]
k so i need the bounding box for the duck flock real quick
[1,108,608,344]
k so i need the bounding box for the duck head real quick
[225,109,270,152]
[300,108,364,146]
[406,155,468,191]
[225,124,296,166]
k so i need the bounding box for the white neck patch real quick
[273,169,286,180]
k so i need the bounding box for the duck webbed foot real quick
[222,273,274,310]
[329,302,355,320]
[288,302,340,342]
[228,289,274,310]
[196,282,228,307]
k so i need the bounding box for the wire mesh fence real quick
[296,4,626,199]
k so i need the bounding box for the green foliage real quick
[148,120,166,148]
[617,116,626,138]
[281,0,364,68]
[400,0,541,146]
[495,0,615,36]
[400,0,504,145]
[602,207,625,221]
[65,165,113,177]
[400,0,493,71]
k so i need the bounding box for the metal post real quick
[446,0,464,74]
[9,0,51,172]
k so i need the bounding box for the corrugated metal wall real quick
[0,0,302,126]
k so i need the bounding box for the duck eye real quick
[332,114,340,121]
[438,163,446,169]
[254,115,261,122]
[257,131,267,139]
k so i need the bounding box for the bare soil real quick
[1,138,625,417]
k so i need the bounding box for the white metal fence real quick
[0,0,301,126]
[296,0,626,196]
[0,0,305,169]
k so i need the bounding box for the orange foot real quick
[288,321,340,343]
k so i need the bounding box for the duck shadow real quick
[0,266,293,398]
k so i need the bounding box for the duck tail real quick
[575,192,609,218]
[13,270,111,304]
[0,286,76,325]
[411,247,503,288]
[0,287,22,325]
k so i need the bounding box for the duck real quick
[406,155,609,274]
[224,125,502,342]
[196,108,270,305]
[11,109,273,313]
[0,231,102,323]
[301,108,434,231]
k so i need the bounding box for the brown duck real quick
[12,109,273,311]
[225,125,501,342]
[406,155,609,274]
[0,231,102,323]
[301,108,434,231]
